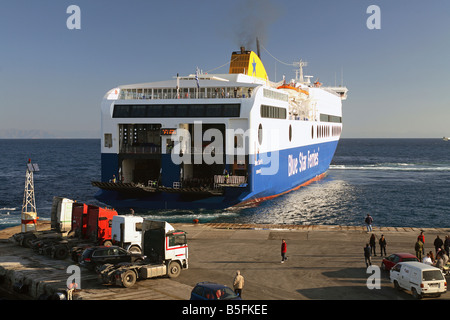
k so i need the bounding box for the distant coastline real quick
[0,129,99,139]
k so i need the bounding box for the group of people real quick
[363,225,450,273]
[364,233,387,267]
[415,231,450,272]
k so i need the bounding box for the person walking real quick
[379,234,387,257]
[365,214,373,232]
[369,234,377,256]
[364,243,372,267]
[233,270,244,298]
[281,239,287,263]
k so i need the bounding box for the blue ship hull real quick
[95,140,339,209]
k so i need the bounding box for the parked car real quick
[79,246,145,270]
[390,261,447,299]
[381,253,419,271]
[190,282,242,300]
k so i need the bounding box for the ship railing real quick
[119,88,253,100]
[189,146,224,155]
[119,145,162,154]
[214,175,247,188]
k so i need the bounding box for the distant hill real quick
[0,129,100,139]
[0,129,56,139]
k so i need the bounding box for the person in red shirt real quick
[281,239,287,263]
[418,231,425,255]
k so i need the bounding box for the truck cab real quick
[142,220,188,272]
[111,215,143,253]
[98,220,188,287]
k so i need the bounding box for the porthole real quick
[258,124,263,145]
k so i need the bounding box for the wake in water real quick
[124,208,241,224]
[330,162,450,172]
[0,207,21,229]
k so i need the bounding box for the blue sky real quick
[0,0,449,138]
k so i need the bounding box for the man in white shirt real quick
[422,253,433,265]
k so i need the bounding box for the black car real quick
[190,282,241,300]
[79,246,145,270]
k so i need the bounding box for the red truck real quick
[13,199,118,260]
[70,202,88,238]
[85,205,117,245]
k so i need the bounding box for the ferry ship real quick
[93,47,348,209]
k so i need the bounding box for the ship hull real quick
[94,139,339,209]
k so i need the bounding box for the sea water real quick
[1,138,449,230]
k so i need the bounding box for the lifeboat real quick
[277,84,309,96]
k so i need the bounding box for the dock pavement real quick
[1,221,449,300]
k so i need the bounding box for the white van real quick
[390,261,447,299]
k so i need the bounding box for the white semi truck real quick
[98,220,188,288]
[111,215,143,253]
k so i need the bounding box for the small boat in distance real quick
[443,137,449,141]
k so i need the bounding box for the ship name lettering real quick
[298,152,307,172]
[308,150,319,169]
[288,154,298,177]
[288,150,319,177]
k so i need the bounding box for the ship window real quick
[112,104,240,118]
[260,105,286,119]
[130,105,147,117]
[104,133,112,148]
[189,105,205,117]
[320,113,342,123]
[176,105,189,117]
[258,124,263,145]
[223,104,240,117]
[147,105,162,117]
[163,105,176,117]
[113,105,130,118]
[289,125,292,142]
[206,104,222,117]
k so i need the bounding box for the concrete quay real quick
[1,221,449,300]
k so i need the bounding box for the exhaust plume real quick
[231,0,281,51]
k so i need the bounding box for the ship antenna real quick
[293,60,308,83]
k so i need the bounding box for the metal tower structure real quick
[21,159,39,232]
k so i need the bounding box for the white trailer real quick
[111,215,143,253]
[13,196,75,247]
[50,197,74,234]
